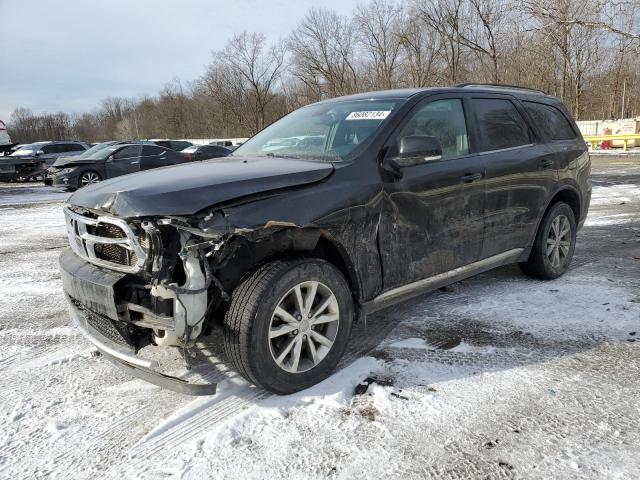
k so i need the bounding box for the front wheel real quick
[79,170,102,188]
[520,201,576,280]
[223,258,354,394]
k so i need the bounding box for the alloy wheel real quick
[547,214,571,268]
[268,281,340,374]
[80,172,101,186]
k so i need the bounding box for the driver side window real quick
[398,99,469,160]
[41,144,57,154]
[113,145,141,160]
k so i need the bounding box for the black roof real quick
[318,84,556,104]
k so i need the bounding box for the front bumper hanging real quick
[60,246,218,396]
[69,301,218,396]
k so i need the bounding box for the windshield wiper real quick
[264,153,301,159]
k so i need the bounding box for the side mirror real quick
[36,150,45,155]
[381,136,442,179]
[397,135,442,164]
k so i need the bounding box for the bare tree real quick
[219,32,286,134]
[397,13,441,87]
[7,0,640,144]
[289,8,360,98]
[460,0,506,83]
[354,0,403,89]
[555,0,640,46]
[414,0,466,83]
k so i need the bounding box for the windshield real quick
[232,100,399,161]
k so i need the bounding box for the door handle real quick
[130,161,140,165]
[460,172,482,183]
[538,159,554,169]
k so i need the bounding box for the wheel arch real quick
[309,233,362,303]
[547,186,581,222]
[214,227,363,308]
[521,185,582,261]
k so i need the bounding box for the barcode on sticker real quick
[346,111,391,120]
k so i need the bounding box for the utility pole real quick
[620,78,627,119]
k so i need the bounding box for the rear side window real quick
[41,144,57,154]
[207,146,230,155]
[472,98,531,151]
[171,141,191,151]
[142,145,164,156]
[63,143,85,152]
[523,101,576,140]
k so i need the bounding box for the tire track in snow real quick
[102,309,401,475]
[100,386,270,479]
[135,387,269,455]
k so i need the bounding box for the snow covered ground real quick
[1,156,639,480]
[0,183,69,207]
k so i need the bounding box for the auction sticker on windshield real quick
[345,111,391,120]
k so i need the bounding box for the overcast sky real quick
[0,0,359,122]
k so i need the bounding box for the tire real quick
[223,258,354,394]
[519,201,576,280]
[79,170,102,188]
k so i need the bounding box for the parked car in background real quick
[6,144,26,155]
[44,140,152,185]
[0,159,15,180]
[48,143,185,190]
[150,139,193,151]
[0,141,90,181]
[211,140,234,147]
[0,120,17,157]
[180,144,232,161]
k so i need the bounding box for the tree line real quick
[7,0,640,144]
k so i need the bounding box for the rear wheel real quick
[520,201,576,280]
[79,170,101,188]
[223,258,353,394]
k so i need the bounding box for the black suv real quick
[59,85,591,395]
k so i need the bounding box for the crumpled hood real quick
[68,156,334,217]
[52,155,97,167]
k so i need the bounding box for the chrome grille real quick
[64,206,148,273]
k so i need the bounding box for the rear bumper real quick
[578,186,592,230]
[11,159,46,177]
[0,162,16,181]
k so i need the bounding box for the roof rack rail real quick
[455,83,545,94]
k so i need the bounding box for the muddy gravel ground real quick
[0,155,639,479]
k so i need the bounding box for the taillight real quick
[183,153,193,161]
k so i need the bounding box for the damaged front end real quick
[60,205,235,395]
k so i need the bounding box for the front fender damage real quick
[135,203,323,349]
